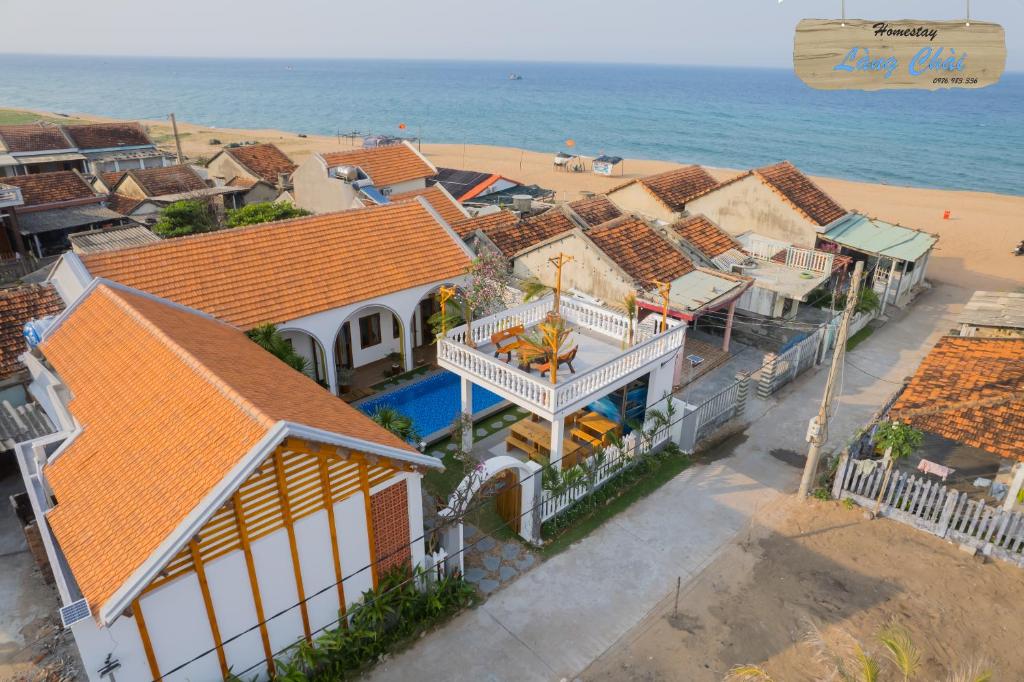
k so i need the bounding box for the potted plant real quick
[388,351,403,376]
[337,367,354,393]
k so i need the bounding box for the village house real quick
[604,165,720,224]
[47,199,474,396]
[388,184,470,226]
[820,212,937,315]
[956,291,1024,339]
[97,164,246,224]
[0,123,84,177]
[291,141,436,213]
[205,142,297,204]
[0,284,63,406]
[14,280,443,681]
[567,194,623,227]
[428,167,522,202]
[0,171,127,257]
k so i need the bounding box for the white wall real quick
[293,510,341,635]
[205,551,266,679]
[335,492,374,606]
[250,530,305,655]
[291,156,357,214]
[71,612,153,682]
[140,574,223,682]
[384,178,427,195]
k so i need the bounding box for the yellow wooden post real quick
[439,286,456,338]
[546,253,574,316]
[653,280,672,332]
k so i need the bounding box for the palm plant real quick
[871,420,924,516]
[246,323,311,374]
[371,406,420,443]
[623,292,637,348]
[516,318,575,382]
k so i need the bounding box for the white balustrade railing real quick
[436,339,555,409]
[784,246,834,274]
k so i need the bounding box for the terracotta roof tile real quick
[390,185,467,226]
[225,143,296,184]
[227,175,259,189]
[81,201,471,329]
[482,208,578,257]
[588,216,694,287]
[118,165,207,197]
[321,144,434,188]
[106,193,142,215]
[42,283,414,613]
[0,123,71,153]
[670,214,741,259]
[890,336,1024,461]
[0,285,63,379]
[754,161,846,227]
[568,195,622,227]
[62,122,153,150]
[612,165,719,212]
[2,171,97,207]
[450,209,517,239]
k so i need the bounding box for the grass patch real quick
[539,445,692,558]
[370,364,430,390]
[846,326,874,351]
[0,108,89,125]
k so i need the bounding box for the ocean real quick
[1,54,1021,196]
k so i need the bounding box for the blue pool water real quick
[357,371,504,440]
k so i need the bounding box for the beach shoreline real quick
[4,106,1021,292]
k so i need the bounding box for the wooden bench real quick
[505,418,586,470]
[491,324,525,360]
[534,346,578,377]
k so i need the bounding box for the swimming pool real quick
[357,371,505,441]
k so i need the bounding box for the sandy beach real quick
[9,108,1023,292]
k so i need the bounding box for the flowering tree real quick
[458,250,512,347]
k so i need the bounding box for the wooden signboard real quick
[794,19,1006,91]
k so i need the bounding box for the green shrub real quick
[152,199,217,238]
[226,201,311,228]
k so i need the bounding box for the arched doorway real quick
[437,456,543,575]
[409,284,463,353]
[278,328,329,388]
[333,303,410,395]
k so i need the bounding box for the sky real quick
[1,0,1021,69]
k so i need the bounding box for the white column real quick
[402,315,415,372]
[549,417,565,471]
[1004,463,1024,512]
[460,377,473,452]
[406,476,426,569]
[519,461,544,544]
[879,257,898,316]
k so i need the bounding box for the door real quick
[417,297,439,347]
[494,470,522,534]
[336,321,353,369]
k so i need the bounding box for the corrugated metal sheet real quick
[823,213,937,262]
[17,205,124,235]
[69,225,159,254]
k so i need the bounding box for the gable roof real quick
[587,216,694,287]
[390,185,468,226]
[0,284,63,380]
[482,208,579,258]
[611,165,720,212]
[754,161,846,227]
[889,336,1024,461]
[2,171,98,207]
[568,195,622,227]
[0,123,72,153]
[321,142,435,188]
[62,122,153,150]
[670,214,742,259]
[80,200,472,329]
[69,225,160,254]
[430,168,496,201]
[41,282,428,617]
[224,143,296,183]
[823,213,936,262]
[105,193,143,215]
[450,209,518,239]
[113,164,207,197]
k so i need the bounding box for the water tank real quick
[332,165,359,182]
[512,195,532,212]
[23,315,57,348]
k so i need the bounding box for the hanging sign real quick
[793,19,1006,90]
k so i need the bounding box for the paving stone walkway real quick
[461,523,537,596]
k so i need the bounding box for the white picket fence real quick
[693,381,743,441]
[833,454,1024,568]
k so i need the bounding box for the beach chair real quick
[535,346,578,377]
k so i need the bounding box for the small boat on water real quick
[508,73,523,80]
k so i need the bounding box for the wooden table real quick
[506,418,586,469]
[571,411,619,448]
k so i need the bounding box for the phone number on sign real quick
[932,77,978,84]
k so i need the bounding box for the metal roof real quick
[17,204,125,235]
[823,212,937,262]
[667,269,745,312]
[69,224,159,254]
[957,291,1024,330]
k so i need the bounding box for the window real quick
[359,313,382,348]
[392,314,400,339]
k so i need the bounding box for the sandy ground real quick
[11,107,1020,293]
[583,498,1023,682]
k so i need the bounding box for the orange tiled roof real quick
[106,193,142,215]
[226,143,296,184]
[390,185,467,227]
[890,336,1024,460]
[80,201,471,329]
[42,283,415,613]
[227,175,259,189]
[754,161,846,227]
[0,123,71,153]
[568,195,622,227]
[115,165,207,197]
[321,144,434,188]
[612,165,719,212]
[2,171,97,207]
[0,284,63,379]
[450,209,517,239]
[62,122,153,150]
[588,216,694,287]
[482,208,578,257]
[671,214,741,259]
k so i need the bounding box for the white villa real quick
[14,280,441,681]
[47,199,474,395]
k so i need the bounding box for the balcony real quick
[437,296,686,420]
[0,184,23,209]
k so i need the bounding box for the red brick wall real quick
[370,479,411,576]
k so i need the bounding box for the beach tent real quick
[592,155,623,176]
[553,151,585,172]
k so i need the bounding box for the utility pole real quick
[798,259,863,497]
[168,113,184,165]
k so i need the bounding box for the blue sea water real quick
[357,371,504,440]
[0,54,1021,195]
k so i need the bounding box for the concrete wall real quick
[686,175,822,248]
[606,182,676,223]
[241,183,282,206]
[513,232,635,306]
[206,154,248,185]
[291,156,357,214]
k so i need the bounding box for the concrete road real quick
[368,284,967,682]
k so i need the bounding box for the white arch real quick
[277,326,330,387]
[332,301,413,379]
